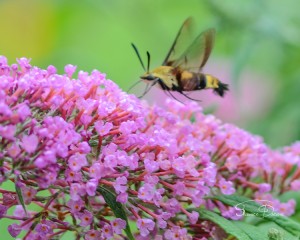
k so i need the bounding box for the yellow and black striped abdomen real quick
[178,71,229,97]
[178,71,200,91]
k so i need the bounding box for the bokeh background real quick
[1,0,300,238]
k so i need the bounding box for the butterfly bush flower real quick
[0,56,299,239]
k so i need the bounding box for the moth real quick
[131,17,228,101]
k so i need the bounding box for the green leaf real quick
[89,139,99,147]
[211,194,300,236]
[232,221,272,240]
[194,208,253,240]
[98,186,134,240]
[15,181,27,215]
[258,222,299,240]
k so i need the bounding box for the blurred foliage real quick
[1,0,300,236]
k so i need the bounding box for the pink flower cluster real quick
[0,56,299,239]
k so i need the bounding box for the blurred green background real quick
[1,0,300,237]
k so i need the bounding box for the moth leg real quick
[165,90,184,104]
[127,80,143,93]
[138,80,158,98]
[179,91,202,102]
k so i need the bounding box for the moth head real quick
[140,73,156,81]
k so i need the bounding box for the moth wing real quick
[172,28,216,72]
[163,17,195,66]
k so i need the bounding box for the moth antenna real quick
[146,51,151,73]
[131,43,146,72]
